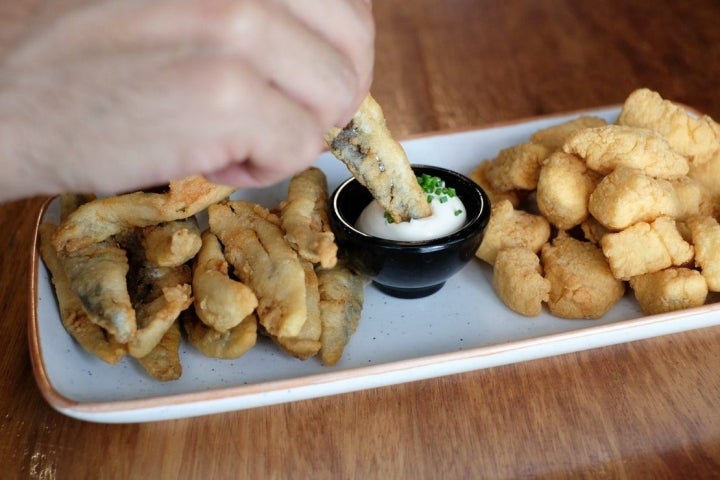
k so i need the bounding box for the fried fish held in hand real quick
[140,218,202,268]
[38,223,126,364]
[280,167,337,269]
[325,95,431,223]
[209,201,307,338]
[192,230,258,333]
[53,175,234,253]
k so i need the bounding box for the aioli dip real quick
[355,174,467,241]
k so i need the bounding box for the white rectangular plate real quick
[29,105,720,423]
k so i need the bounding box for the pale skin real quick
[0,0,374,202]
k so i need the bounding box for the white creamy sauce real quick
[356,195,467,241]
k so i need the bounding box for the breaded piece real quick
[580,216,609,245]
[601,217,694,280]
[140,218,202,267]
[192,230,258,333]
[280,167,338,269]
[588,167,679,230]
[563,124,689,179]
[630,268,708,315]
[670,176,714,220]
[689,149,720,195]
[536,151,601,230]
[209,201,307,338]
[541,235,625,319]
[272,259,322,360]
[476,200,551,265]
[183,310,257,359]
[530,116,607,150]
[38,223,126,364]
[492,247,550,316]
[686,216,720,291]
[485,142,551,192]
[325,95,431,223]
[136,320,182,382]
[317,262,365,366]
[617,88,720,159]
[53,175,234,253]
[468,161,520,208]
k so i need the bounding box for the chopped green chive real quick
[454,209,463,216]
[384,212,394,224]
[417,174,457,203]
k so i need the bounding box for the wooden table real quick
[3,0,720,477]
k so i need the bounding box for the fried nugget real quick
[530,116,607,150]
[670,176,714,220]
[630,268,708,315]
[53,175,234,253]
[140,218,202,267]
[280,167,338,269]
[38,223,126,364]
[686,215,720,291]
[209,201,307,338]
[468,161,521,208]
[563,124,689,179]
[492,247,550,316]
[617,88,720,159]
[485,142,551,192]
[580,216,609,245]
[136,320,182,382]
[588,167,679,230]
[183,310,257,359]
[601,217,694,280]
[192,230,258,333]
[325,95,431,223]
[541,235,625,319]
[475,199,551,265]
[536,151,601,230]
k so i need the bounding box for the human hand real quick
[0,0,374,201]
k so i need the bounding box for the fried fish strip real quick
[325,94,431,223]
[136,320,183,381]
[53,175,235,253]
[39,223,126,364]
[280,167,337,269]
[141,218,202,267]
[209,201,307,338]
[317,262,365,366]
[183,310,257,359]
[192,230,258,333]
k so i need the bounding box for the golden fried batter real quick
[485,142,551,192]
[630,268,708,315]
[530,116,607,150]
[492,247,550,317]
[136,320,183,382]
[140,218,202,267]
[686,215,720,291]
[468,161,521,208]
[183,310,257,359]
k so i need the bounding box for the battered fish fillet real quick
[630,268,708,315]
[53,175,235,253]
[686,215,720,291]
[208,201,308,338]
[192,230,258,333]
[140,217,202,268]
[617,88,720,159]
[136,320,183,382]
[485,142,551,192]
[530,116,607,150]
[39,223,126,364]
[492,247,550,317]
[317,262,365,366]
[325,95,431,223]
[183,310,258,359]
[468,161,521,208]
[563,124,689,179]
[280,167,338,269]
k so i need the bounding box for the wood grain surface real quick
[2,0,720,478]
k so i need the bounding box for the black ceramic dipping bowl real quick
[329,165,491,299]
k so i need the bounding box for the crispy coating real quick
[192,230,258,333]
[588,167,679,230]
[670,176,714,220]
[617,88,720,159]
[475,199,551,265]
[580,216,609,245]
[485,142,551,192]
[563,124,689,179]
[492,247,550,316]
[38,223,126,364]
[140,218,202,267]
[183,310,257,359]
[325,95,431,223]
[136,320,182,382]
[317,262,365,366]
[209,201,307,338]
[468,161,520,208]
[53,175,234,253]
[280,167,338,269]
[530,116,607,150]
[59,193,96,222]
[686,215,720,291]
[536,151,600,230]
[541,235,625,319]
[601,217,693,281]
[630,268,708,315]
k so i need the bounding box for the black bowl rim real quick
[330,164,490,250]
